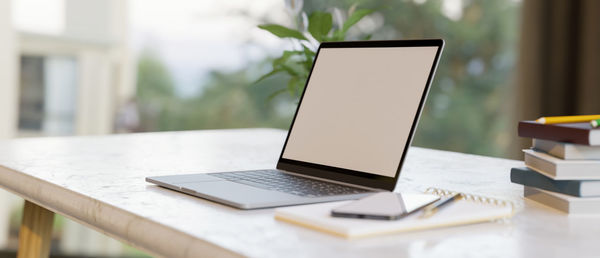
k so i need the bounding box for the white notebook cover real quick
[524,186,600,214]
[275,192,513,239]
[533,139,600,160]
[523,149,600,179]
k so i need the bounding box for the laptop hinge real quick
[278,170,385,192]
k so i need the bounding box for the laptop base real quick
[146,172,374,209]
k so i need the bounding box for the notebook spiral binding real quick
[425,187,518,218]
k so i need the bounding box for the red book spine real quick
[518,121,590,145]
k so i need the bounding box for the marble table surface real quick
[0,129,598,258]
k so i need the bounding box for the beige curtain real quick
[514,0,600,153]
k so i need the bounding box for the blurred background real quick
[0,0,598,257]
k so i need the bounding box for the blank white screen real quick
[282,46,438,177]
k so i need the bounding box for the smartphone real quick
[331,192,440,220]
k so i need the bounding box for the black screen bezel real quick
[276,39,444,191]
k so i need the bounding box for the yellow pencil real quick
[536,115,600,124]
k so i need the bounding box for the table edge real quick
[0,164,245,258]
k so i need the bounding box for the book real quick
[511,167,600,197]
[523,149,600,180]
[524,186,600,215]
[532,139,600,160]
[274,188,514,239]
[518,120,600,145]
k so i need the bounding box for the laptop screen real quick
[281,45,439,178]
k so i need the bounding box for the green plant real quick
[256,7,374,100]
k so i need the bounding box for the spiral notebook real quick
[274,188,515,239]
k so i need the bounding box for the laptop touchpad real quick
[147,173,224,184]
[180,181,299,206]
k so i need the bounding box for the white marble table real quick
[0,129,599,258]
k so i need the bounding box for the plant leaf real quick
[296,79,306,96]
[273,50,303,67]
[308,12,333,42]
[302,45,315,58]
[266,88,288,102]
[301,46,315,71]
[287,76,299,96]
[361,34,373,41]
[280,63,302,77]
[258,24,307,41]
[342,9,373,34]
[253,68,282,85]
[331,30,345,41]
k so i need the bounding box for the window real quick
[18,55,78,136]
[131,0,521,158]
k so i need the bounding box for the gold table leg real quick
[17,200,54,258]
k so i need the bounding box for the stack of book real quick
[513,120,600,214]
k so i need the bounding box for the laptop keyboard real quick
[209,170,370,197]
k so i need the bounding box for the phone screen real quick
[331,192,439,220]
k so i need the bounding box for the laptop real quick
[146,39,444,209]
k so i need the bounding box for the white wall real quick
[0,0,18,139]
[0,0,18,249]
[16,0,134,136]
[76,51,114,135]
[64,0,133,135]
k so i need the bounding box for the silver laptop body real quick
[147,40,444,209]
